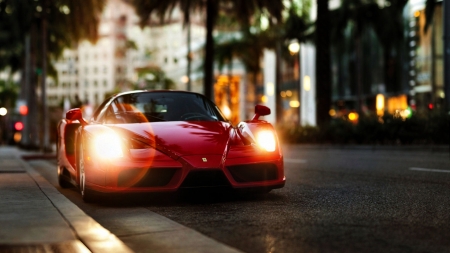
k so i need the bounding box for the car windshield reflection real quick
[107,92,226,123]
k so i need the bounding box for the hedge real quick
[276,112,450,145]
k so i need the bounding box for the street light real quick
[288,41,300,55]
[0,107,7,116]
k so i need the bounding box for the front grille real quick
[118,168,178,187]
[180,170,230,188]
[227,163,278,182]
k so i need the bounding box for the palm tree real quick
[315,0,332,127]
[0,0,106,149]
[312,0,444,126]
[371,0,408,95]
[130,0,283,100]
[40,0,106,150]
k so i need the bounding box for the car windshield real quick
[106,92,226,123]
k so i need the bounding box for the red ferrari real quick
[57,90,285,202]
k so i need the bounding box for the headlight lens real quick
[94,133,123,158]
[256,130,276,152]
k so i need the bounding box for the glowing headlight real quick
[94,133,123,158]
[256,130,276,152]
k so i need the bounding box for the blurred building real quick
[45,0,135,109]
[409,0,445,113]
[327,0,444,120]
[127,6,206,93]
[43,0,264,125]
[45,0,206,110]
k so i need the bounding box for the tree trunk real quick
[275,40,283,124]
[41,0,50,151]
[21,34,31,147]
[28,23,39,149]
[356,36,363,112]
[186,0,192,91]
[203,0,217,100]
[444,0,450,110]
[316,0,332,127]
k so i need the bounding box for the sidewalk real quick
[0,146,133,253]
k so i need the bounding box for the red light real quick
[19,105,28,115]
[14,122,24,131]
[428,103,434,110]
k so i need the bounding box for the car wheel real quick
[78,142,96,203]
[57,166,72,188]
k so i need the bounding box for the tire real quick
[57,166,72,188]
[57,132,71,188]
[78,140,97,203]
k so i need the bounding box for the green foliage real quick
[134,67,176,90]
[0,0,34,72]
[0,79,19,108]
[277,112,450,145]
[130,0,285,99]
[0,0,106,73]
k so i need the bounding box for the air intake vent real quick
[180,170,230,188]
[227,163,278,182]
[118,168,178,187]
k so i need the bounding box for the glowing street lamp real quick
[288,42,300,54]
[0,107,7,116]
[376,94,385,116]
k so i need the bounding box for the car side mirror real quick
[251,105,271,121]
[66,108,87,126]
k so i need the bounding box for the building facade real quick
[327,0,445,120]
[46,0,206,111]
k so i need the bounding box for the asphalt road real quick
[29,146,450,253]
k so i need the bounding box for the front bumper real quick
[83,148,285,193]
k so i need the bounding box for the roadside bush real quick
[276,111,449,145]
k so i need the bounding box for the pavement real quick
[0,146,133,253]
[0,146,245,253]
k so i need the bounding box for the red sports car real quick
[57,90,284,202]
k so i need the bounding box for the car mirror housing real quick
[252,105,271,121]
[66,108,87,126]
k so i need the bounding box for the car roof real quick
[111,90,205,99]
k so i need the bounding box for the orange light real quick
[376,94,385,116]
[289,100,300,108]
[261,95,268,103]
[19,105,28,115]
[329,109,336,117]
[348,112,359,121]
[14,132,22,143]
[15,122,24,131]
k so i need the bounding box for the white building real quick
[46,0,206,109]
[47,0,134,107]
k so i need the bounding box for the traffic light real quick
[19,105,28,115]
[428,103,434,110]
[14,121,24,131]
[13,121,23,143]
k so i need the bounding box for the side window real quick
[92,98,112,122]
[103,106,118,124]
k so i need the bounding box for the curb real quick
[17,155,134,253]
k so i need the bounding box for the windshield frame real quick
[94,91,227,124]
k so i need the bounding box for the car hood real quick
[111,121,232,158]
